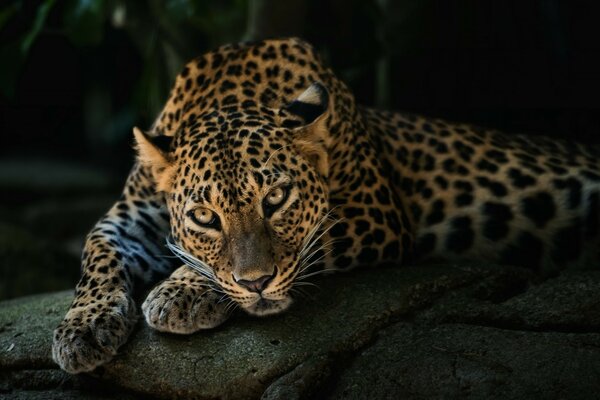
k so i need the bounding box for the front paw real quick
[142,278,229,334]
[52,296,136,374]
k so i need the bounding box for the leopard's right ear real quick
[282,83,332,178]
[133,127,176,192]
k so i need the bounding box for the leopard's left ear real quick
[283,82,332,178]
[133,127,176,192]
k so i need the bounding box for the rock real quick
[0,266,479,399]
[1,265,600,399]
[330,323,600,399]
[77,265,480,399]
[421,269,600,331]
[498,271,600,330]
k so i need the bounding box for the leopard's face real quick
[162,112,329,316]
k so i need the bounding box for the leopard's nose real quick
[235,274,274,293]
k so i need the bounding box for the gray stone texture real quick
[1,265,599,399]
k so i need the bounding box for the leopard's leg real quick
[142,265,230,334]
[52,163,174,374]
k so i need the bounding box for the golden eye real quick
[188,207,219,229]
[195,208,214,224]
[266,187,286,206]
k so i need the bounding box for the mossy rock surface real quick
[1,265,600,399]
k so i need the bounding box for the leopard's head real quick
[134,83,333,316]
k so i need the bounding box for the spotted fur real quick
[53,38,600,373]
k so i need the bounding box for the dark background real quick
[1,0,599,299]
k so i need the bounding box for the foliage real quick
[0,0,56,99]
[0,0,249,145]
[0,0,390,153]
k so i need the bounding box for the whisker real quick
[158,254,180,259]
[262,144,293,169]
[298,247,332,271]
[292,281,320,289]
[224,299,238,315]
[298,243,337,271]
[165,236,222,291]
[300,216,344,258]
[288,287,309,299]
[180,160,204,187]
[295,268,337,281]
[289,287,316,301]
[298,207,343,258]
[288,207,344,289]
[218,293,230,304]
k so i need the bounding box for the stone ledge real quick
[330,323,600,399]
[1,265,599,399]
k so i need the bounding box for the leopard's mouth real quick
[241,296,293,316]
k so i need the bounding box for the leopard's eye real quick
[266,187,286,206]
[188,207,221,230]
[263,186,290,218]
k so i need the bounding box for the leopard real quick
[52,37,600,374]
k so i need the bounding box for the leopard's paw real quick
[52,296,136,374]
[142,278,229,334]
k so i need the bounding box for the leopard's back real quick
[363,107,600,272]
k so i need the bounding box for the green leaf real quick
[164,0,193,20]
[0,0,56,99]
[63,0,107,46]
[21,0,56,54]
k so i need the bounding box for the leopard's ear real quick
[283,82,331,178]
[133,127,176,192]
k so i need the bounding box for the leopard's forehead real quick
[173,111,299,176]
[166,112,317,212]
